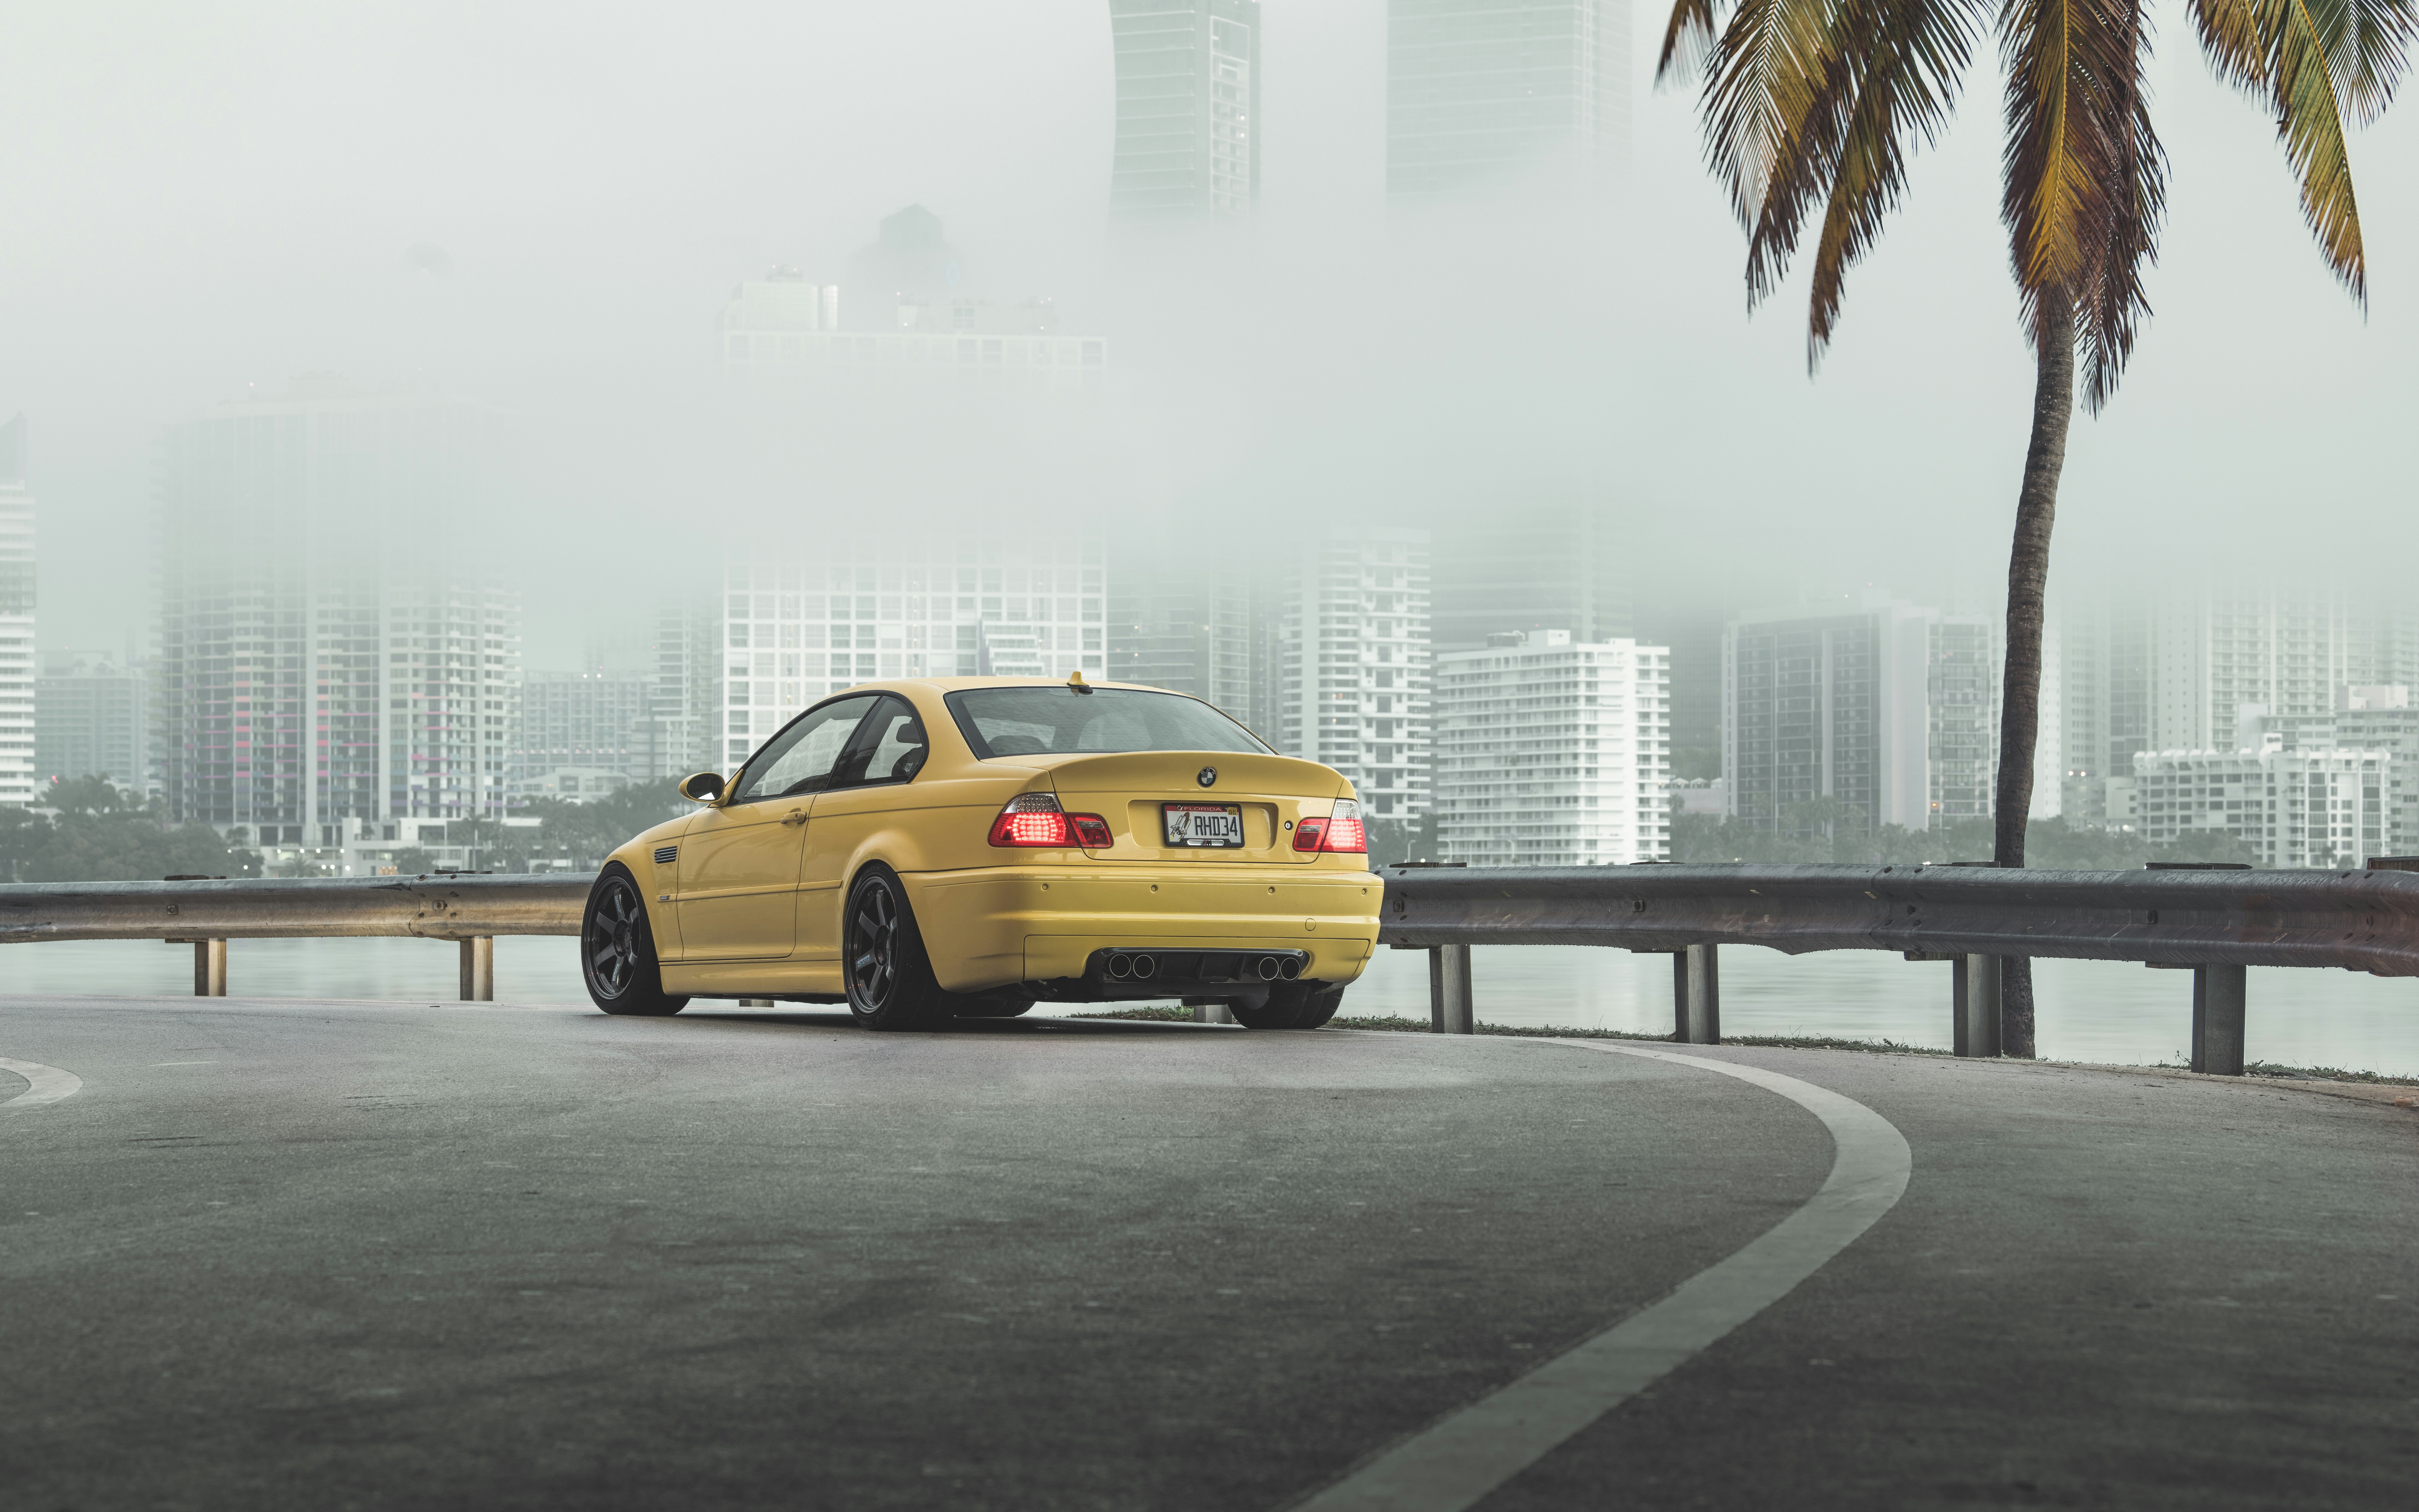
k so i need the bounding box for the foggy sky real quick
[3,1,2412,667]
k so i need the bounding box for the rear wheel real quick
[845,868,951,1031]
[1231,981,1346,1030]
[582,868,689,1017]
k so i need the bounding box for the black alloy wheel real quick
[844,868,950,1030]
[582,868,688,1017]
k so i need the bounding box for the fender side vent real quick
[653,846,678,865]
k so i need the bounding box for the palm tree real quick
[1658,0,2412,1055]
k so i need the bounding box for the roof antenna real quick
[1068,668,1092,695]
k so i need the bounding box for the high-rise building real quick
[2058,594,2153,823]
[719,538,1107,770]
[154,386,520,859]
[1109,0,1260,220]
[1428,499,1630,651]
[1723,597,1997,838]
[0,414,31,807]
[649,592,724,784]
[1387,0,1629,201]
[1264,528,1431,818]
[510,669,655,801]
[35,651,148,794]
[1105,524,1255,725]
[1433,629,1670,863]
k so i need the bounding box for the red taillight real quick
[1294,799,1367,854]
[1069,814,1114,849]
[990,793,1072,847]
[1323,799,1367,853]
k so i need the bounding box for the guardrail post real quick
[2191,965,2247,1075]
[1428,945,1474,1034]
[1673,943,1720,1044]
[459,936,494,1002]
[1952,955,2001,1057]
[192,938,227,997]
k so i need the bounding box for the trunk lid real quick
[1035,751,1351,864]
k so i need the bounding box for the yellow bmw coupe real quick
[580,676,1382,1030]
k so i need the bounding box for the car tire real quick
[844,867,952,1031]
[582,866,689,1017]
[1231,981,1345,1030]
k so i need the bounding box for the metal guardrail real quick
[6,863,2413,1072]
[0,873,593,1001]
[1375,862,2419,1075]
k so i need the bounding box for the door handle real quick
[781,808,807,826]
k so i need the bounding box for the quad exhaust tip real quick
[1107,952,1292,981]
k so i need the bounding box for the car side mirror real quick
[678,771,726,803]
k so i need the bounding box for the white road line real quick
[1292,1040,1912,1512]
[0,1056,85,1110]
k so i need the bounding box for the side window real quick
[733,696,879,803]
[831,696,930,788]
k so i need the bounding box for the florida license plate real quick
[1162,803,1244,848]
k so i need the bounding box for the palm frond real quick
[1703,0,1858,306]
[2077,0,2166,410]
[1660,0,1727,82]
[1804,0,1987,366]
[2309,0,2417,123]
[2192,0,2411,303]
[2001,0,2164,389]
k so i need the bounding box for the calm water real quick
[5,936,2415,1077]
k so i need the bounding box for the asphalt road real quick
[2,996,2413,1510]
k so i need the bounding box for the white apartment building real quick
[721,538,1106,768]
[1264,527,1430,819]
[2061,580,2419,822]
[2134,742,2390,867]
[0,414,30,806]
[1434,630,1670,865]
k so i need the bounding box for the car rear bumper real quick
[904,864,1382,995]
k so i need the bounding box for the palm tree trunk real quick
[1993,286,2074,1060]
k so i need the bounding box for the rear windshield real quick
[945,686,1273,759]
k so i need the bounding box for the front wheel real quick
[1231,981,1346,1030]
[582,868,689,1017]
[844,868,952,1031]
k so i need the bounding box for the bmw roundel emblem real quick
[1197,766,1218,788]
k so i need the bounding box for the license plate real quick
[1162,803,1244,848]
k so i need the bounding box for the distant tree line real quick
[0,777,263,883]
[1669,799,2258,869]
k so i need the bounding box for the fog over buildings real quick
[1,2,2413,865]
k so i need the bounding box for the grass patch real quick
[1332,1016,1948,1055]
[2244,1061,2419,1087]
[1070,1006,1946,1055]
